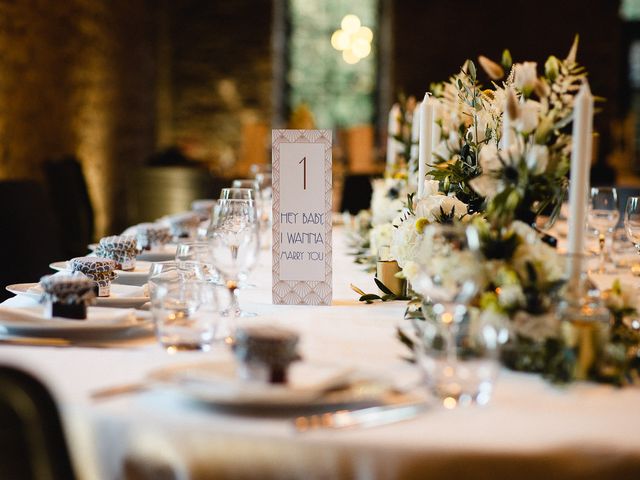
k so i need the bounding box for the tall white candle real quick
[386,103,400,168]
[501,87,515,150]
[409,100,421,188]
[567,81,593,263]
[418,93,435,199]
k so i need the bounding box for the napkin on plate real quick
[0,305,138,326]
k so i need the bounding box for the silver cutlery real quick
[293,401,429,432]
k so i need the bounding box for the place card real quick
[272,129,332,305]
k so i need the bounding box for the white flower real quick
[498,284,525,310]
[478,143,500,171]
[511,311,559,342]
[513,62,538,92]
[515,100,540,133]
[422,177,440,197]
[369,223,394,257]
[525,145,549,174]
[415,193,468,221]
[370,178,408,226]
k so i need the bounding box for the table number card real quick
[272,129,332,305]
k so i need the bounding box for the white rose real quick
[514,62,538,92]
[525,145,549,174]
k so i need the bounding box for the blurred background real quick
[0,0,637,240]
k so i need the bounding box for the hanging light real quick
[331,14,373,65]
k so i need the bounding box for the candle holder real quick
[557,254,611,380]
[376,246,406,297]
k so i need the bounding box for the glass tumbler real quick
[414,313,501,408]
[151,280,222,352]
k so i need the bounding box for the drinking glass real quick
[176,241,220,284]
[624,197,640,272]
[250,163,271,177]
[148,261,204,299]
[410,224,500,407]
[208,199,260,320]
[231,179,260,192]
[220,187,255,201]
[588,187,619,273]
[151,280,222,352]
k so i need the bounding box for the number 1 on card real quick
[299,156,307,190]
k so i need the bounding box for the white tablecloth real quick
[2,230,640,479]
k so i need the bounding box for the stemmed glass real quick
[410,224,500,408]
[588,187,619,273]
[208,199,260,323]
[624,196,640,273]
[220,187,255,201]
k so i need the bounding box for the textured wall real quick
[161,0,273,177]
[0,0,156,236]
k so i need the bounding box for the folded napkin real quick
[0,305,138,327]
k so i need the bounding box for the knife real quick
[293,401,429,432]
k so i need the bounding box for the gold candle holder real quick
[376,246,405,297]
[561,318,610,380]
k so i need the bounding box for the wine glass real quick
[231,179,260,192]
[588,187,619,273]
[208,199,260,324]
[410,224,500,407]
[624,196,640,273]
[220,187,255,201]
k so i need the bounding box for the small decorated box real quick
[70,256,117,297]
[40,273,96,320]
[95,235,138,271]
[191,199,217,222]
[233,326,300,384]
[135,223,172,251]
[166,212,201,239]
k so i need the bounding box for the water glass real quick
[587,187,619,273]
[151,280,222,352]
[414,314,501,408]
[176,241,220,284]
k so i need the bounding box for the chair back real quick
[0,365,76,479]
[0,180,63,301]
[43,156,95,258]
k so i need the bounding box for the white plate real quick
[0,305,152,339]
[50,260,151,286]
[6,283,149,309]
[136,244,177,262]
[88,243,177,262]
[150,360,391,409]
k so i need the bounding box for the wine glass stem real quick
[223,280,239,343]
[598,232,606,273]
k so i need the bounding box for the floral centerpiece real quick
[352,37,640,386]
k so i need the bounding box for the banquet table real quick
[2,229,640,480]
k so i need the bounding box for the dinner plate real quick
[50,260,151,286]
[0,305,152,339]
[149,360,392,409]
[88,243,177,262]
[6,283,149,309]
[136,244,177,262]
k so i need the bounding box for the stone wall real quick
[160,0,273,178]
[0,0,156,236]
